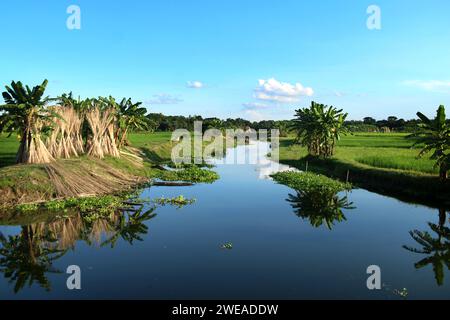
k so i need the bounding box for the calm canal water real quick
[0,142,449,299]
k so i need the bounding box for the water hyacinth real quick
[271,171,352,194]
[221,242,233,250]
[153,195,196,209]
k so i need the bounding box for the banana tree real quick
[291,102,349,158]
[409,105,450,182]
[116,98,150,148]
[0,80,58,164]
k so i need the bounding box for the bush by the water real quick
[271,171,351,194]
[158,165,219,183]
[16,194,126,213]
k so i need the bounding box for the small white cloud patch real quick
[244,110,265,121]
[187,81,204,89]
[242,102,270,110]
[147,94,183,105]
[254,78,313,103]
[403,80,450,93]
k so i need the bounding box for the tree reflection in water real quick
[0,226,66,293]
[286,189,355,230]
[0,205,156,293]
[403,208,450,286]
[101,207,156,247]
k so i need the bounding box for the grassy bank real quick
[271,171,351,194]
[0,134,20,168]
[0,132,218,209]
[279,133,450,207]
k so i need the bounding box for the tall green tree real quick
[0,80,57,164]
[291,101,349,157]
[409,105,450,181]
[116,98,150,148]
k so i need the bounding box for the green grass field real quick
[128,132,173,147]
[279,133,449,206]
[337,133,436,174]
[281,133,436,175]
[0,134,20,168]
[336,133,418,148]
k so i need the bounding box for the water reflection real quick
[286,190,355,230]
[101,207,156,248]
[209,141,299,179]
[256,157,299,180]
[0,206,155,293]
[0,226,66,293]
[403,209,450,286]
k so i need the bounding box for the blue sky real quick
[1,0,450,121]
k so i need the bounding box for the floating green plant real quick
[221,242,233,250]
[393,288,409,298]
[15,203,40,213]
[157,166,219,184]
[271,171,351,194]
[153,195,196,209]
[14,194,130,218]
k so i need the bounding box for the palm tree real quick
[409,105,450,182]
[0,80,57,164]
[291,101,349,158]
[116,98,150,148]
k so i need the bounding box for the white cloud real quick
[186,81,204,89]
[402,80,450,93]
[242,102,270,110]
[243,110,265,121]
[146,94,183,105]
[254,78,314,103]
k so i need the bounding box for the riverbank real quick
[278,134,450,208]
[2,132,449,210]
[0,132,218,210]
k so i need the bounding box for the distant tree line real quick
[146,113,436,134]
[146,113,293,136]
[345,116,423,133]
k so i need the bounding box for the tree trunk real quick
[439,163,447,182]
[16,129,28,164]
[17,124,54,164]
[119,127,128,148]
[438,208,446,228]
